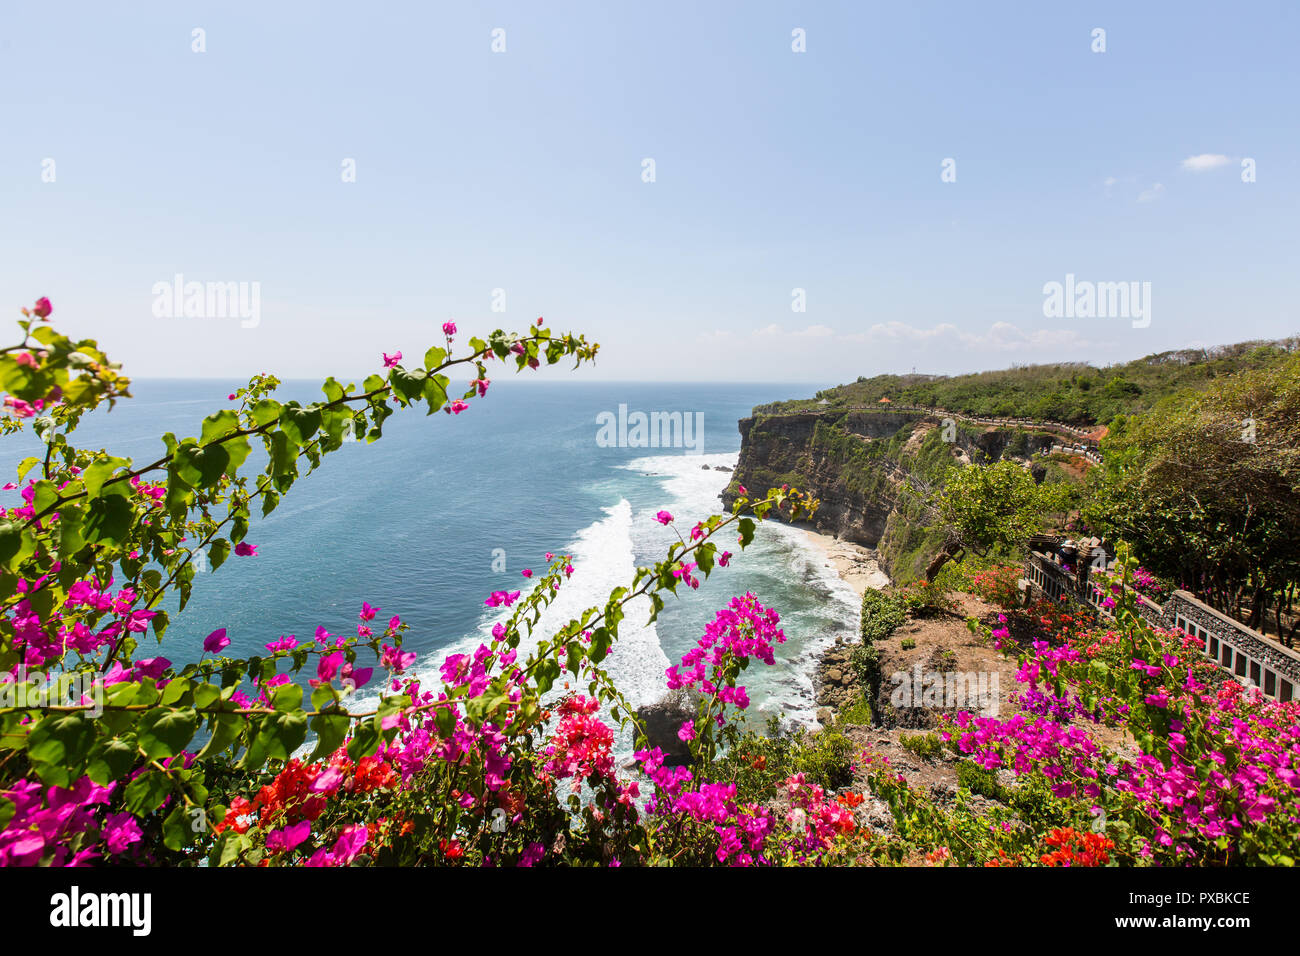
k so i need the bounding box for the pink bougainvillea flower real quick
[442,321,457,337]
[340,661,372,690]
[4,397,36,418]
[655,510,673,525]
[203,628,230,653]
[131,657,171,680]
[380,644,416,673]
[310,767,344,794]
[521,568,532,578]
[443,400,469,415]
[227,393,237,401]
[677,720,696,742]
[310,651,343,687]
[472,378,490,396]
[33,297,52,318]
[331,824,369,865]
[234,542,258,557]
[102,812,143,855]
[265,820,311,854]
[383,351,402,368]
[266,635,298,653]
[483,590,522,608]
[360,601,379,621]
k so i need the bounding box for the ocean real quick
[4,380,861,747]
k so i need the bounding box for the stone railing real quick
[765,402,1106,464]
[1025,550,1300,702]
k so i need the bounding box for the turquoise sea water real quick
[3,380,859,741]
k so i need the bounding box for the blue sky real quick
[2,1,1296,384]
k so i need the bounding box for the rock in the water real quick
[633,690,699,766]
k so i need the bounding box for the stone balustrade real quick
[1025,551,1299,702]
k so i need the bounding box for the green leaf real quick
[209,538,230,571]
[124,771,172,815]
[82,494,134,545]
[535,659,561,696]
[138,707,200,761]
[346,717,381,760]
[258,710,308,762]
[82,455,130,498]
[162,803,195,851]
[27,712,96,787]
[174,441,231,489]
[279,403,322,446]
[193,683,222,709]
[86,738,141,785]
[198,713,243,759]
[271,682,303,712]
[211,830,250,867]
[590,626,613,664]
[200,408,240,444]
[31,479,58,514]
[308,713,350,761]
[249,399,283,427]
[321,376,346,402]
[224,435,253,475]
[389,367,427,403]
[566,642,584,676]
[0,519,37,570]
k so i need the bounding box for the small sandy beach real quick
[799,528,891,597]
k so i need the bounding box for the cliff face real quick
[722,409,1058,580]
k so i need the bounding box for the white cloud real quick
[1181,153,1233,172]
[1137,183,1165,203]
[751,323,837,339]
[838,321,1089,351]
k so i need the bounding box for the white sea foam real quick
[349,450,859,737]
[349,497,669,721]
[619,451,860,727]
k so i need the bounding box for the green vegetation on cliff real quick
[759,338,1298,425]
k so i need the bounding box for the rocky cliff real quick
[721,408,1059,580]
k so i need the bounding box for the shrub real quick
[850,643,883,702]
[968,564,1024,610]
[837,694,873,725]
[712,721,856,800]
[956,760,1006,801]
[860,588,907,644]
[899,732,943,760]
[898,579,958,617]
[900,637,916,650]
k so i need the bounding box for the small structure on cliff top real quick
[877,396,892,404]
